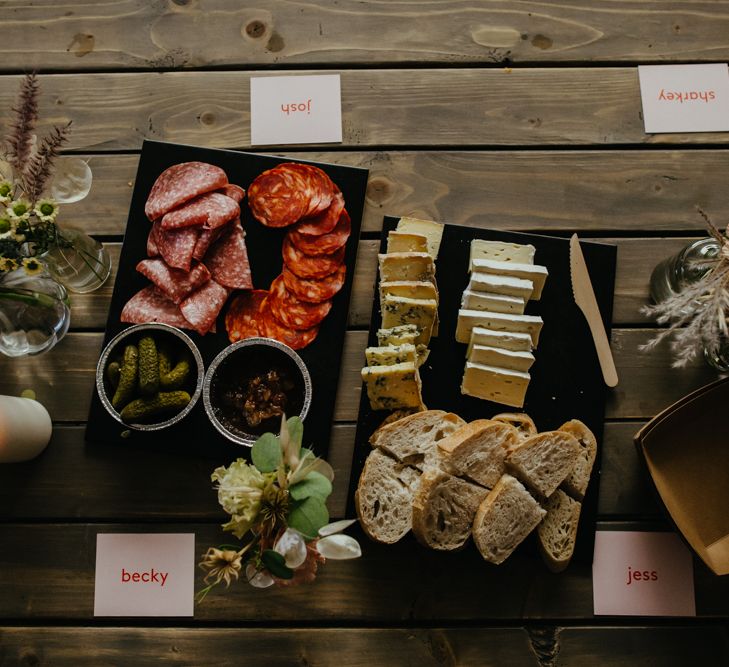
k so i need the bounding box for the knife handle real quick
[584,313,619,387]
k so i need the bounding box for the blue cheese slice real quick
[395,218,444,259]
[365,344,417,367]
[456,309,543,346]
[468,273,534,301]
[382,295,438,346]
[461,362,530,408]
[378,252,435,283]
[461,289,525,315]
[387,231,429,254]
[468,345,535,373]
[376,324,418,346]
[470,239,536,266]
[467,327,533,355]
[361,361,423,410]
[470,258,548,300]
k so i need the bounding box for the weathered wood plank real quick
[4,1,729,70]
[2,71,728,152]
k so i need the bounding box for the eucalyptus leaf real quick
[287,416,304,448]
[308,457,335,483]
[287,496,329,539]
[261,549,294,580]
[300,447,315,461]
[289,471,332,502]
[51,158,93,203]
[251,432,282,472]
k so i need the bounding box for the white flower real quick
[212,459,265,538]
[34,198,59,223]
[7,199,31,222]
[274,528,307,569]
[0,180,13,204]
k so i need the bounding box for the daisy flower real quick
[0,257,19,272]
[34,198,59,223]
[22,257,43,276]
[7,199,31,222]
[0,217,11,239]
[0,180,13,204]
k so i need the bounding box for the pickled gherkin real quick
[111,345,138,410]
[119,391,191,422]
[138,335,160,396]
[160,354,191,390]
[157,342,173,377]
[106,361,121,390]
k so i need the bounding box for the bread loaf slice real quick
[472,474,546,564]
[355,449,421,544]
[558,419,597,500]
[412,469,488,551]
[437,420,519,489]
[537,489,582,572]
[370,409,466,470]
[506,431,581,498]
[491,413,538,442]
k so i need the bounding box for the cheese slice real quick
[366,344,417,367]
[378,252,435,284]
[470,239,536,266]
[382,294,437,346]
[461,361,530,408]
[468,273,533,301]
[456,309,543,346]
[395,218,444,259]
[470,259,548,300]
[468,345,535,373]
[376,324,418,346]
[380,280,438,302]
[361,361,423,410]
[467,327,533,355]
[461,289,525,315]
[387,231,428,254]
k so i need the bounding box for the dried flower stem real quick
[23,122,71,202]
[4,74,39,179]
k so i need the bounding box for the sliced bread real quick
[558,419,597,500]
[355,449,421,544]
[437,419,519,489]
[506,431,581,498]
[412,469,488,551]
[472,474,546,564]
[537,489,582,573]
[491,413,538,442]
[370,409,466,470]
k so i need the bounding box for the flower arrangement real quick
[197,415,361,598]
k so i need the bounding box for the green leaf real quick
[251,433,282,472]
[261,549,293,580]
[289,471,332,502]
[300,447,315,461]
[287,496,329,539]
[286,416,304,448]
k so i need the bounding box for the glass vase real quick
[42,226,112,293]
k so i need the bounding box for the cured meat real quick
[179,280,229,335]
[248,166,309,228]
[155,222,199,272]
[282,263,346,304]
[121,286,191,329]
[289,209,351,255]
[160,192,239,231]
[289,163,335,217]
[219,183,245,203]
[146,225,160,257]
[192,222,229,261]
[136,258,211,305]
[267,275,332,331]
[259,297,319,350]
[295,190,345,236]
[145,162,228,221]
[225,289,268,343]
[282,236,345,280]
[203,222,253,290]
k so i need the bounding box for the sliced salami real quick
[282,263,346,304]
[203,222,253,290]
[248,166,309,228]
[146,225,160,257]
[179,280,229,335]
[225,289,268,343]
[219,183,245,203]
[121,286,191,329]
[282,236,345,280]
[192,222,229,261]
[145,162,228,221]
[292,163,335,217]
[136,258,211,305]
[267,275,332,331]
[160,192,239,231]
[289,209,350,255]
[259,297,319,350]
[155,222,199,272]
[295,190,345,236]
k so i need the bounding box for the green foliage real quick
[289,471,332,502]
[251,432,282,472]
[261,550,293,580]
[287,496,329,539]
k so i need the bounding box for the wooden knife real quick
[569,233,619,387]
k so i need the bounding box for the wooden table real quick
[1,2,728,664]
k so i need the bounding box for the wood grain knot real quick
[366,177,392,205]
[171,0,192,6]
[266,31,285,52]
[200,112,216,126]
[531,34,553,50]
[67,33,94,57]
[246,20,266,38]
[19,649,41,667]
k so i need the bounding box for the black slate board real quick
[347,217,617,564]
[85,140,369,461]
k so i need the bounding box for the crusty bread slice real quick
[491,413,538,443]
[506,431,581,498]
[537,489,582,572]
[355,449,421,544]
[437,419,519,489]
[411,469,488,551]
[370,409,466,470]
[558,419,597,500]
[472,474,546,564]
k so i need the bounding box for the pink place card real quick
[94,533,195,617]
[592,530,696,616]
[638,64,729,133]
[250,74,343,146]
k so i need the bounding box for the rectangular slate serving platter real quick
[85,140,369,461]
[347,217,617,564]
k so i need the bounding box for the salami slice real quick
[179,279,229,335]
[295,190,345,236]
[248,166,309,228]
[160,192,239,231]
[292,163,335,217]
[203,222,253,290]
[145,162,228,221]
[282,236,345,280]
[155,222,199,272]
[146,225,160,257]
[121,286,191,329]
[282,263,346,304]
[225,289,268,343]
[289,209,350,255]
[267,275,333,331]
[136,258,211,305]
[192,222,229,261]
[219,183,245,203]
[259,297,319,350]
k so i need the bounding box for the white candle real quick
[0,395,52,463]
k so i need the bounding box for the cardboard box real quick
[635,377,729,575]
